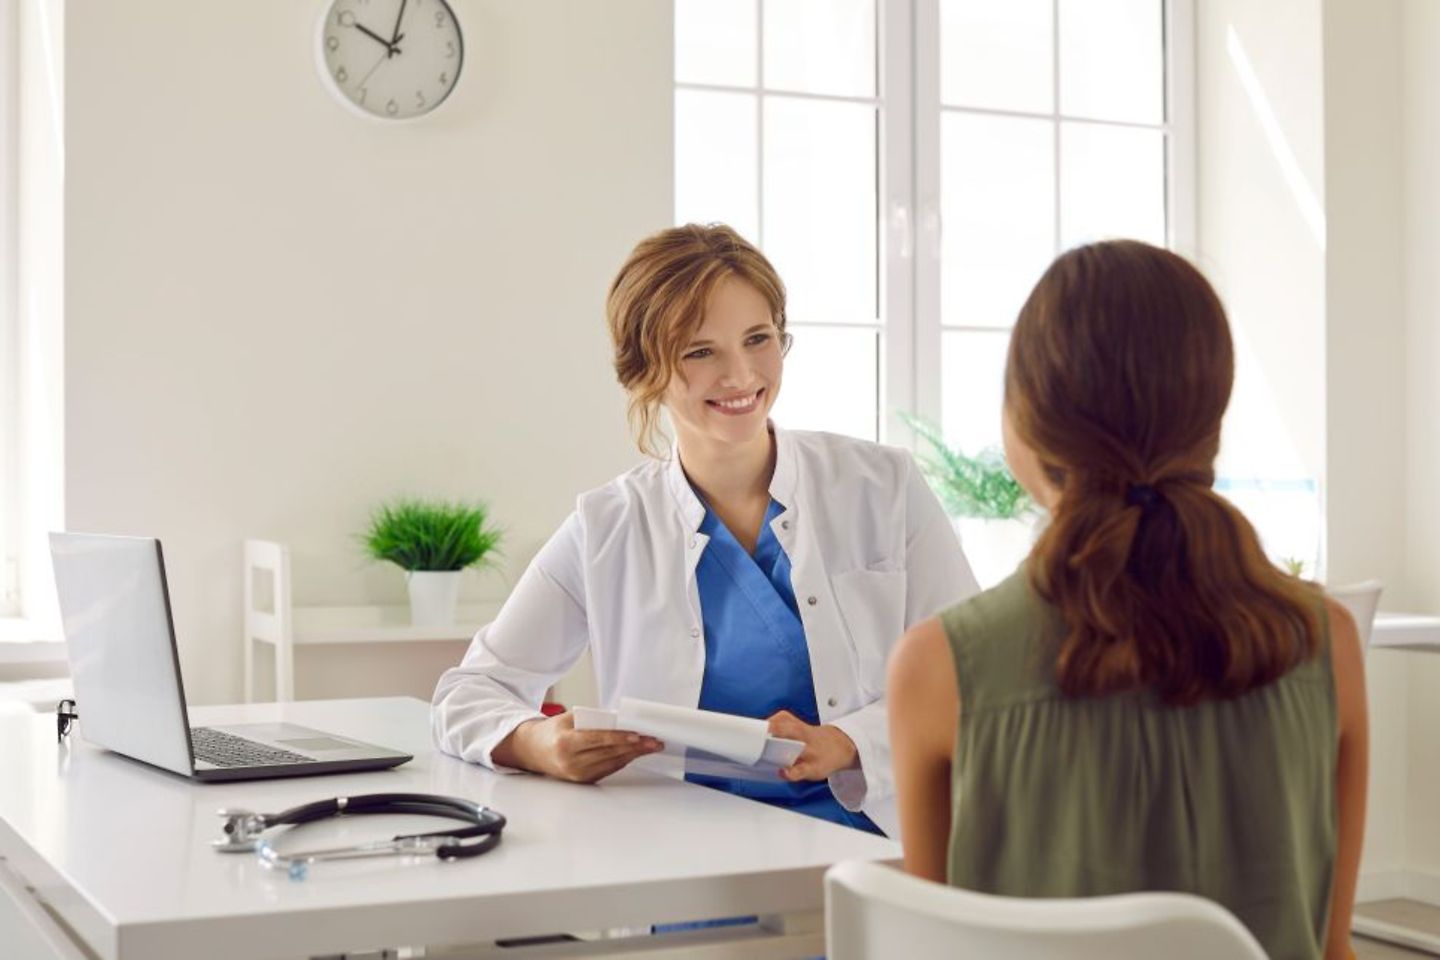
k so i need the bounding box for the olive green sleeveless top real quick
[940,569,1337,960]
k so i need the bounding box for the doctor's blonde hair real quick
[606,223,787,457]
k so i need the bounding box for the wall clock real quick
[317,0,463,120]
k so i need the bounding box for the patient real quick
[887,240,1367,960]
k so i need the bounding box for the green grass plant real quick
[901,412,1033,521]
[363,499,503,572]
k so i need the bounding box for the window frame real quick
[673,0,1195,450]
[910,0,1196,438]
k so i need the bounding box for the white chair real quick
[243,539,295,702]
[1327,579,1383,650]
[824,861,1267,960]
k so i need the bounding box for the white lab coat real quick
[431,427,979,837]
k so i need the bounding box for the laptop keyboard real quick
[191,727,312,768]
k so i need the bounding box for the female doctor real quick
[432,224,978,837]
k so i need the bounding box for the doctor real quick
[432,224,978,836]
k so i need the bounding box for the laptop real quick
[49,532,412,782]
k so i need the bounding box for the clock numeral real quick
[445,40,456,58]
[336,10,355,27]
[435,9,445,27]
[335,65,349,83]
[325,35,339,52]
[439,71,448,85]
[415,90,426,108]
[386,98,399,116]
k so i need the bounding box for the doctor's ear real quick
[780,332,794,357]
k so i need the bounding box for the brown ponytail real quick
[1007,241,1320,705]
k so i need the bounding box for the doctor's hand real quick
[497,712,664,784]
[767,710,859,782]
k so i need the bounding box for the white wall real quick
[1194,0,1327,530]
[1312,0,1440,903]
[1200,0,1440,898]
[1399,0,1440,901]
[1319,0,1411,891]
[62,0,672,704]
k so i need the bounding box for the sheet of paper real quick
[570,700,806,782]
[617,697,767,766]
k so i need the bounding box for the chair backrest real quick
[1327,579,1383,649]
[825,861,1268,960]
[243,540,294,700]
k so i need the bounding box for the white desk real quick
[1371,612,1440,652]
[0,697,898,960]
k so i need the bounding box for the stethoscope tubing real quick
[217,792,505,876]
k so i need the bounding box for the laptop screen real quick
[49,533,195,776]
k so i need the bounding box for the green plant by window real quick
[363,499,503,572]
[901,413,1033,521]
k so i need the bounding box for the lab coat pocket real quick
[830,569,908,698]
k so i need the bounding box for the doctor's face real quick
[664,276,784,450]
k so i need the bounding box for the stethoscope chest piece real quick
[213,808,269,852]
[211,793,505,880]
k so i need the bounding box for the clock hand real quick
[357,48,391,88]
[389,0,409,49]
[352,21,396,54]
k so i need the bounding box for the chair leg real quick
[276,638,294,702]
[243,636,254,703]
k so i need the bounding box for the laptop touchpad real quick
[278,736,356,752]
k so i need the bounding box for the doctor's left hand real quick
[767,710,859,781]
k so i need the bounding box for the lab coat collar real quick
[665,423,798,533]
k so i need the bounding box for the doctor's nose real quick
[717,356,754,387]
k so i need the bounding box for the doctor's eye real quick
[683,347,713,361]
[745,332,773,347]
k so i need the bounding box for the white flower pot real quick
[407,570,462,627]
[955,517,1036,590]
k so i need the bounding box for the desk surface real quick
[0,697,897,960]
[1372,612,1440,652]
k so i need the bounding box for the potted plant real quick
[902,413,1036,588]
[363,498,503,626]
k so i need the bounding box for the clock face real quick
[319,0,463,120]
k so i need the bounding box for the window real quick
[675,0,886,441]
[673,0,1193,456]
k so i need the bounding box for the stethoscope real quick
[213,793,506,880]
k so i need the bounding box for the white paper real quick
[570,699,807,781]
[617,697,767,766]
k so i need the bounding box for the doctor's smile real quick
[706,389,764,415]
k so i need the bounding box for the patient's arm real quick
[887,617,959,883]
[1325,597,1368,960]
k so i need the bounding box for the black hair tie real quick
[1126,484,1160,509]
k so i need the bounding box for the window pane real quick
[941,329,1009,457]
[940,0,1053,113]
[772,325,878,440]
[1059,0,1164,124]
[1216,479,1321,574]
[675,0,757,87]
[763,0,876,98]
[1059,122,1166,248]
[941,113,1055,329]
[763,96,877,324]
[675,89,759,243]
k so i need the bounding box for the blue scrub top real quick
[688,498,880,835]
